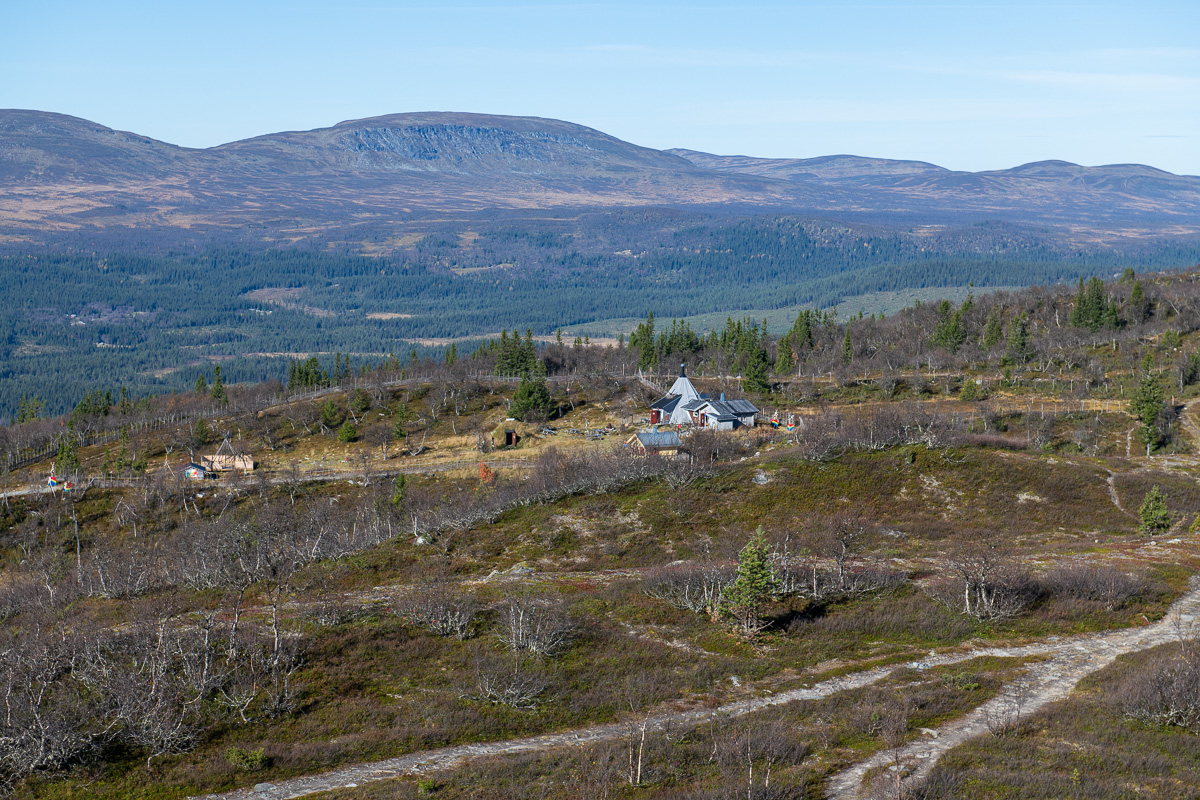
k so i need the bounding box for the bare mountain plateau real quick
[4,110,1200,244]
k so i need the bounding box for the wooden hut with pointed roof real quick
[199,437,256,472]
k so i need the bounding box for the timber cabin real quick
[183,463,211,480]
[690,395,759,431]
[626,430,684,457]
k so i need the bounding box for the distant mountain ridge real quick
[3,109,1200,244]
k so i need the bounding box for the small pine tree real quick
[392,473,408,507]
[337,421,358,443]
[1138,485,1171,535]
[195,374,208,395]
[841,324,853,366]
[722,527,778,636]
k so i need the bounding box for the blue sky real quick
[5,1,1199,173]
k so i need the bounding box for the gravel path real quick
[191,583,1200,800]
[824,581,1200,798]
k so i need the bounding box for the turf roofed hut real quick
[626,430,684,457]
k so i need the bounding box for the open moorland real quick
[1,269,1199,799]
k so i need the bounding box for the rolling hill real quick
[3,110,1200,247]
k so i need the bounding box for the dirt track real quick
[192,582,1200,800]
[825,579,1200,797]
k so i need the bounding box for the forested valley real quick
[4,208,1199,417]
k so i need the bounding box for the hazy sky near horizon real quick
[5,0,1199,174]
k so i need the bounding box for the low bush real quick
[225,746,268,772]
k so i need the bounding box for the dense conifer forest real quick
[3,210,1199,416]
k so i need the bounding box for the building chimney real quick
[679,362,686,377]
[720,392,725,402]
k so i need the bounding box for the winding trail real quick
[824,581,1200,798]
[193,584,1200,800]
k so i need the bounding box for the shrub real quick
[1040,564,1149,611]
[1120,652,1200,734]
[643,562,735,617]
[467,651,549,710]
[924,541,1039,621]
[395,582,479,640]
[498,597,574,658]
[225,746,268,772]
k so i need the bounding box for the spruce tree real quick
[773,333,795,376]
[1138,485,1171,535]
[321,399,341,432]
[841,323,853,366]
[57,425,80,475]
[982,309,1003,349]
[742,346,770,395]
[723,527,778,636]
[1130,356,1165,454]
[511,374,553,420]
[1129,281,1151,324]
[210,365,227,402]
[1004,313,1032,363]
[192,418,211,449]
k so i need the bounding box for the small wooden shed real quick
[626,430,684,457]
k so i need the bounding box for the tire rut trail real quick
[193,585,1200,800]
[824,581,1200,798]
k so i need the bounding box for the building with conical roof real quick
[648,363,708,426]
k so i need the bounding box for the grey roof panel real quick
[637,431,683,447]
